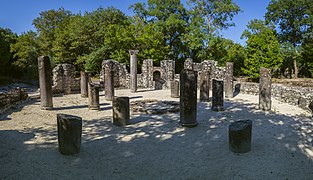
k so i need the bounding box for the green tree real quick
[300,36,313,77]
[0,28,17,77]
[265,0,312,78]
[10,31,40,79]
[241,19,283,78]
[130,0,188,62]
[33,7,72,58]
[185,0,241,61]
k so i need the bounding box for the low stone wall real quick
[0,88,28,113]
[234,81,313,111]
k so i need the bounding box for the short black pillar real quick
[170,80,179,98]
[179,69,198,127]
[88,83,100,110]
[229,120,252,153]
[113,97,130,126]
[211,79,224,111]
[57,114,82,155]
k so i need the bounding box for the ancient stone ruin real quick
[100,59,175,90]
[52,64,77,94]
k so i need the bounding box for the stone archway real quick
[152,69,165,90]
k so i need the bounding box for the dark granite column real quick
[179,69,198,127]
[200,70,210,102]
[113,96,130,126]
[225,62,234,98]
[80,71,89,98]
[88,83,100,110]
[129,50,139,93]
[170,80,179,98]
[105,61,114,101]
[38,56,53,110]
[259,67,271,111]
[229,120,252,153]
[211,79,224,111]
[57,113,82,155]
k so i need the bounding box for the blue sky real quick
[0,0,271,44]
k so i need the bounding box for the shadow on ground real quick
[0,97,312,179]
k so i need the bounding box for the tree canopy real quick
[1,0,313,80]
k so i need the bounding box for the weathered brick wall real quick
[234,81,313,111]
[0,88,28,113]
[52,64,76,94]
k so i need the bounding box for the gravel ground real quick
[0,89,312,180]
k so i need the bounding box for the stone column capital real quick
[129,50,139,55]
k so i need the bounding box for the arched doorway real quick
[153,70,165,90]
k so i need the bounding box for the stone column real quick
[200,70,210,102]
[170,80,179,98]
[129,50,139,93]
[57,113,82,155]
[225,62,234,98]
[211,79,224,111]
[113,97,130,126]
[38,56,53,110]
[229,120,252,153]
[180,69,198,127]
[88,83,100,110]
[259,67,271,111]
[80,71,88,98]
[105,61,114,101]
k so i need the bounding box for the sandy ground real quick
[0,89,312,180]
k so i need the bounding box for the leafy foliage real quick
[242,19,283,78]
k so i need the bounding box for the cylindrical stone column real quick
[80,71,89,98]
[88,83,100,110]
[105,61,114,101]
[38,56,53,110]
[200,70,210,102]
[170,80,179,98]
[179,69,198,127]
[259,67,271,111]
[57,113,82,155]
[229,120,252,153]
[211,79,224,111]
[225,62,234,98]
[113,97,130,126]
[129,50,139,93]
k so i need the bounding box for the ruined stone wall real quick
[102,60,130,89]
[183,59,226,88]
[141,59,154,88]
[52,64,76,93]
[0,88,28,113]
[234,81,313,111]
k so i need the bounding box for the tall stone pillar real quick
[80,71,89,98]
[211,79,224,111]
[259,67,271,111]
[225,62,234,98]
[88,83,100,110]
[38,56,53,110]
[113,97,130,126]
[180,69,198,127]
[129,50,139,93]
[105,61,114,101]
[200,70,210,102]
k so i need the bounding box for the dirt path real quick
[0,89,312,179]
